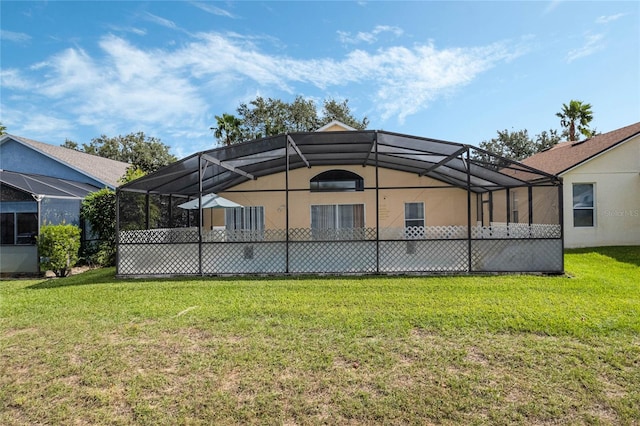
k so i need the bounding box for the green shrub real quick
[81,188,116,266]
[37,223,81,277]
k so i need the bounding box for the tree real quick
[0,122,6,135]
[321,98,369,130]
[289,96,321,132]
[212,113,243,146]
[62,132,176,173]
[228,95,369,143]
[236,96,294,139]
[119,166,146,184]
[556,100,594,141]
[80,168,149,266]
[81,188,116,266]
[61,138,79,150]
[476,128,561,168]
[535,129,562,152]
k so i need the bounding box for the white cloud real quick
[107,24,147,36]
[190,1,236,18]
[144,12,178,30]
[566,33,605,63]
[13,35,208,141]
[338,25,404,45]
[5,31,526,147]
[595,13,626,24]
[542,0,562,15]
[1,107,75,139]
[0,29,31,43]
[0,69,32,90]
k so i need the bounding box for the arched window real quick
[310,170,364,192]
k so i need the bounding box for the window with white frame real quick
[404,202,425,242]
[311,204,364,240]
[573,183,595,227]
[404,202,425,228]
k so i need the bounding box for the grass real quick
[1,246,639,425]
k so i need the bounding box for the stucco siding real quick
[563,136,640,248]
[214,165,477,230]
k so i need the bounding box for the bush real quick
[38,223,81,277]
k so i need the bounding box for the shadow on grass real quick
[27,267,120,289]
[566,246,640,267]
[26,266,447,289]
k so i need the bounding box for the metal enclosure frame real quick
[116,130,563,277]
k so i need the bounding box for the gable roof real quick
[0,134,130,188]
[520,122,640,175]
[315,120,357,132]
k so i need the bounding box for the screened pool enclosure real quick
[1,170,99,275]
[117,130,563,276]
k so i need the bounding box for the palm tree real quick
[556,100,594,141]
[212,113,242,146]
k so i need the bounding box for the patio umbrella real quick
[177,193,242,209]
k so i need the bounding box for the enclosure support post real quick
[168,195,173,229]
[375,131,380,274]
[489,191,494,223]
[285,135,290,274]
[558,180,564,273]
[466,148,472,273]
[145,194,150,230]
[198,154,203,276]
[506,188,511,237]
[528,185,534,237]
[115,189,120,276]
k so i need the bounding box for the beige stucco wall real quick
[206,165,478,230]
[562,135,640,248]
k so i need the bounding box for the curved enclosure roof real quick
[1,169,100,199]
[119,130,560,196]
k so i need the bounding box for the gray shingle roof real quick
[2,134,130,188]
[521,122,640,175]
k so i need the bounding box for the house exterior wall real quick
[209,165,478,230]
[0,245,39,275]
[562,136,640,248]
[0,139,105,187]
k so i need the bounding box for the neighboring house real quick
[520,122,640,248]
[0,134,130,275]
[116,123,563,277]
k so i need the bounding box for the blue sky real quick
[1,1,638,158]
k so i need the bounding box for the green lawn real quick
[1,247,639,425]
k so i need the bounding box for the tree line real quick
[212,96,369,146]
[3,97,594,168]
[478,99,594,163]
